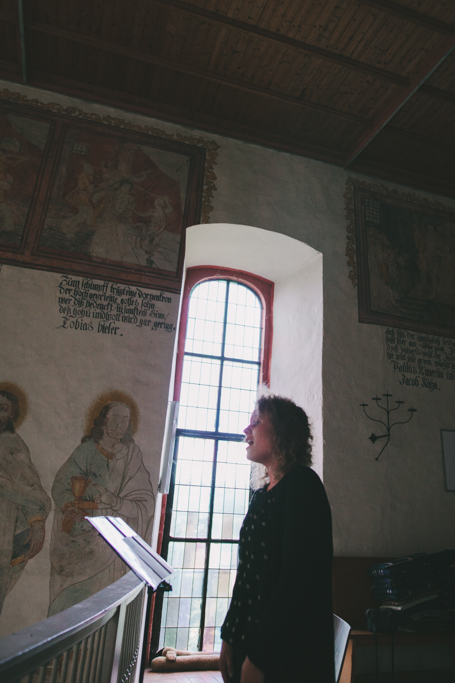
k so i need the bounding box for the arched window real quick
[154,267,273,652]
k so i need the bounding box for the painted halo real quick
[85,390,140,436]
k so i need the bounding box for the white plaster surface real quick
[0,264,178,635]
[1,81,455,635]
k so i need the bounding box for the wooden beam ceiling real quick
[0,0,454,199]
[148,0,410,85]
[345,36,455,163]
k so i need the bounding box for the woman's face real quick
[244,409,277,468]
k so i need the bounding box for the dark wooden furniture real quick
[332,557,455,683]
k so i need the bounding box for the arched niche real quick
[185,223,324,478]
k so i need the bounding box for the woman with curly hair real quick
[220,395,334,683]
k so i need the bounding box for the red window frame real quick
[173,266,274,402]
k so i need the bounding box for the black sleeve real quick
[246,468,334,681]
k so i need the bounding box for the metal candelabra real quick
[360,393,417,461]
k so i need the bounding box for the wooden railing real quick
[0,572,148,683]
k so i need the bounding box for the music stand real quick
[86,516,175,680]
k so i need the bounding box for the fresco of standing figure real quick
[48,399,155,616]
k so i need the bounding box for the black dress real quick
[220,465,334,682]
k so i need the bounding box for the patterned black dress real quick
[221,465,334,682]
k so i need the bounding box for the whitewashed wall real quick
[1,80,455,634]
[0,264,178,635]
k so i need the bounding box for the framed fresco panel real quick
[0,97,210,292]
[353,184,455,339]
[0,110,53,249]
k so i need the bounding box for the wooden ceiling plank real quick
[0,60,21,77]
[42,0,58,30]
[141,59,159,99]
[0,19,19,66]
[67,0,78,32]
[131,1,150,51]
[216,27,250,75]
[57,0,71,32]
[387,123,455,152]
[89,0,103,39]
[146,54,166,99]
[0,7,18,22]
[243,37,293,88]
[327,1,367,54]
[394,26,437,75]
[207,24,231,71]
[160,6,181,57]
[173,12,204,62]
[425,63,455,91]
[163,10,187,61]
[222,25,254,78]
[288,0,333,43]
[266,46,306,93]
[233,31,272,85]
[122,54,139,95]
[179,14,211,63]
[194,19,223,69]
[99,0,115,42]
[131,0,152,48]
[111,0,130,45]
[78,0,91,35]
[263,0,296,32]
[306,1,344,46]
[29,21,374,125]
[345,34,455,164]
[312,0,356,50]
[253,0,280,28]
[333,5,378,60]
[147,0,409,85]
[356,0,455,34]
[421,83,455,105]
[272,0,304,38]
[398,95,455,139]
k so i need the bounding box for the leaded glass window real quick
[157,278,263,651]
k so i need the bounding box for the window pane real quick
[213,442,250,540]
[185,280,227,356]
[170,437,215,539]
[160,277,265,652]
[218,361,260,434]
[225,283,262,362]
[179,357,221,430]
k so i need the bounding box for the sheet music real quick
[86,516,174,590]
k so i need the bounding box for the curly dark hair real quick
[0,390,19,433]
[81,402,133,445]
[256,395,312,472]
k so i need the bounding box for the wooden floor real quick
[144,670,223,682]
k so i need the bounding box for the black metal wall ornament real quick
[360,393,417,460]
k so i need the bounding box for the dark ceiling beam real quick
[149,0,409,86]
[28,23,371,126]
[28,70,348,165]
[357,0,455,34]
[344,37,455,165]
